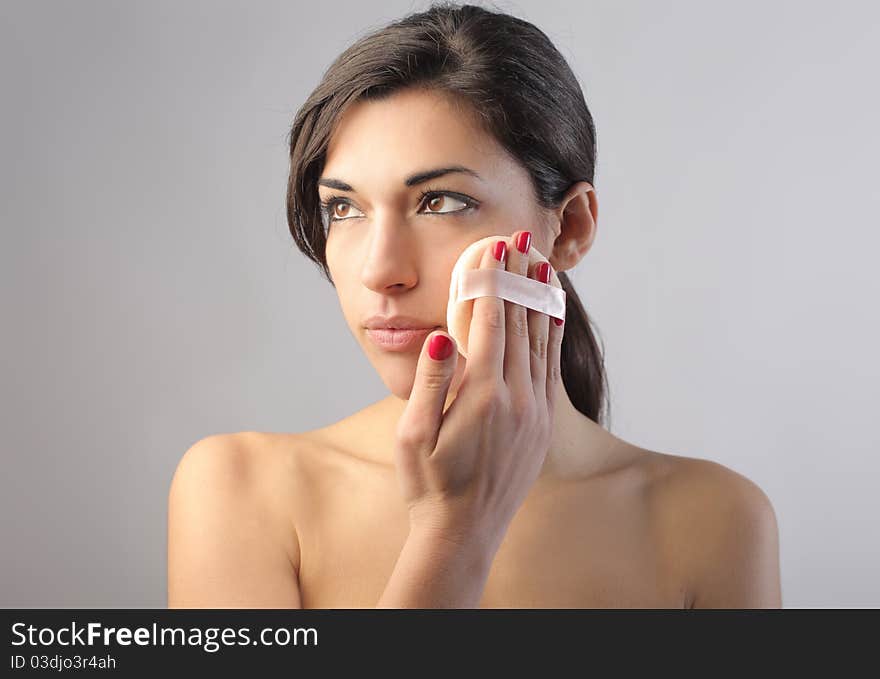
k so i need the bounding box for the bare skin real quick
[167,408,781,608]
[263,402,680,608]
[167,87,782,609]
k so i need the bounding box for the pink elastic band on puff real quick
[446,235,566,358]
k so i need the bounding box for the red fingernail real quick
[537,261,551,284]
[516,231,531,254]
[554,317,564,326]
[493,240,507,263]
[428,334,453,360]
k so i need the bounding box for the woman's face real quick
[319,87,556,399]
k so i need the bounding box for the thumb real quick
[396,331,458,456]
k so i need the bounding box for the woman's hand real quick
[393,230,565,555]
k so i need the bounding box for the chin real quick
[360,344,417,397]
[379,365,419,400]
[373,352,467,402]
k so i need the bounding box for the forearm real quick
[376,528,497,608]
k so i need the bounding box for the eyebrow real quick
[317,165,483,192]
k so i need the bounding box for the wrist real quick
[407,523,499,573]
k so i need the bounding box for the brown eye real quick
[319,198,364,224]
[420,193,470,214]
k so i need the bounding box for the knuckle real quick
[531,332,548,360]
[474,386,505,419]
[510,391,536,420]
[509,307,528,338]
[474,396,496,420]
[396,426,429,451]
[420,369,449,392]
[548,361,562,384]
[482,304,505,330]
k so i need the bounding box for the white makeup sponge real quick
[446,235,566,358]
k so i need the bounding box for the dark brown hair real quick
[286,1,610,426]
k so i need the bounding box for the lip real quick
[364,314,438,330]
[363,314,440,352]
[365,327,436,352]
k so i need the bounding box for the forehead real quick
[321,88,517,189]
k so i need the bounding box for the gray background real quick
[2,0,878,607]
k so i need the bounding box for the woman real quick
[168,2,781,608]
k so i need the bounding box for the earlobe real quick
[549,182,598,272]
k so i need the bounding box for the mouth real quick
[365,326,439,352]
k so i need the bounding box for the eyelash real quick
[318,187,479,224]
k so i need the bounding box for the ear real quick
[547,181,598,273]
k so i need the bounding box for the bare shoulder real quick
[642,449,782,608]
[644,450,778,526]
[167,431,310,607]
[170,431,304,507]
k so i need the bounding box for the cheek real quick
[438,246,463,277]
[324,230,338,271]
[431,241,470,297]
[325,234,352,287]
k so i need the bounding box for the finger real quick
[527,259,552,402]
[503,230,533,393]
[546,299,565,413]
[464,238,508,383]
[396,331,459,459]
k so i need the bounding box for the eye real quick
[320,199,364,223]
[419,191,472,215]
[318,189,477,225]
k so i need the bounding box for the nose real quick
[359,217,420,294]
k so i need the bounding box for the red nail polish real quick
[554,317,564,326]
[428,334,453,360]
[493,240,507,263]
[516,231,531,254]
[537,261,551,284]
